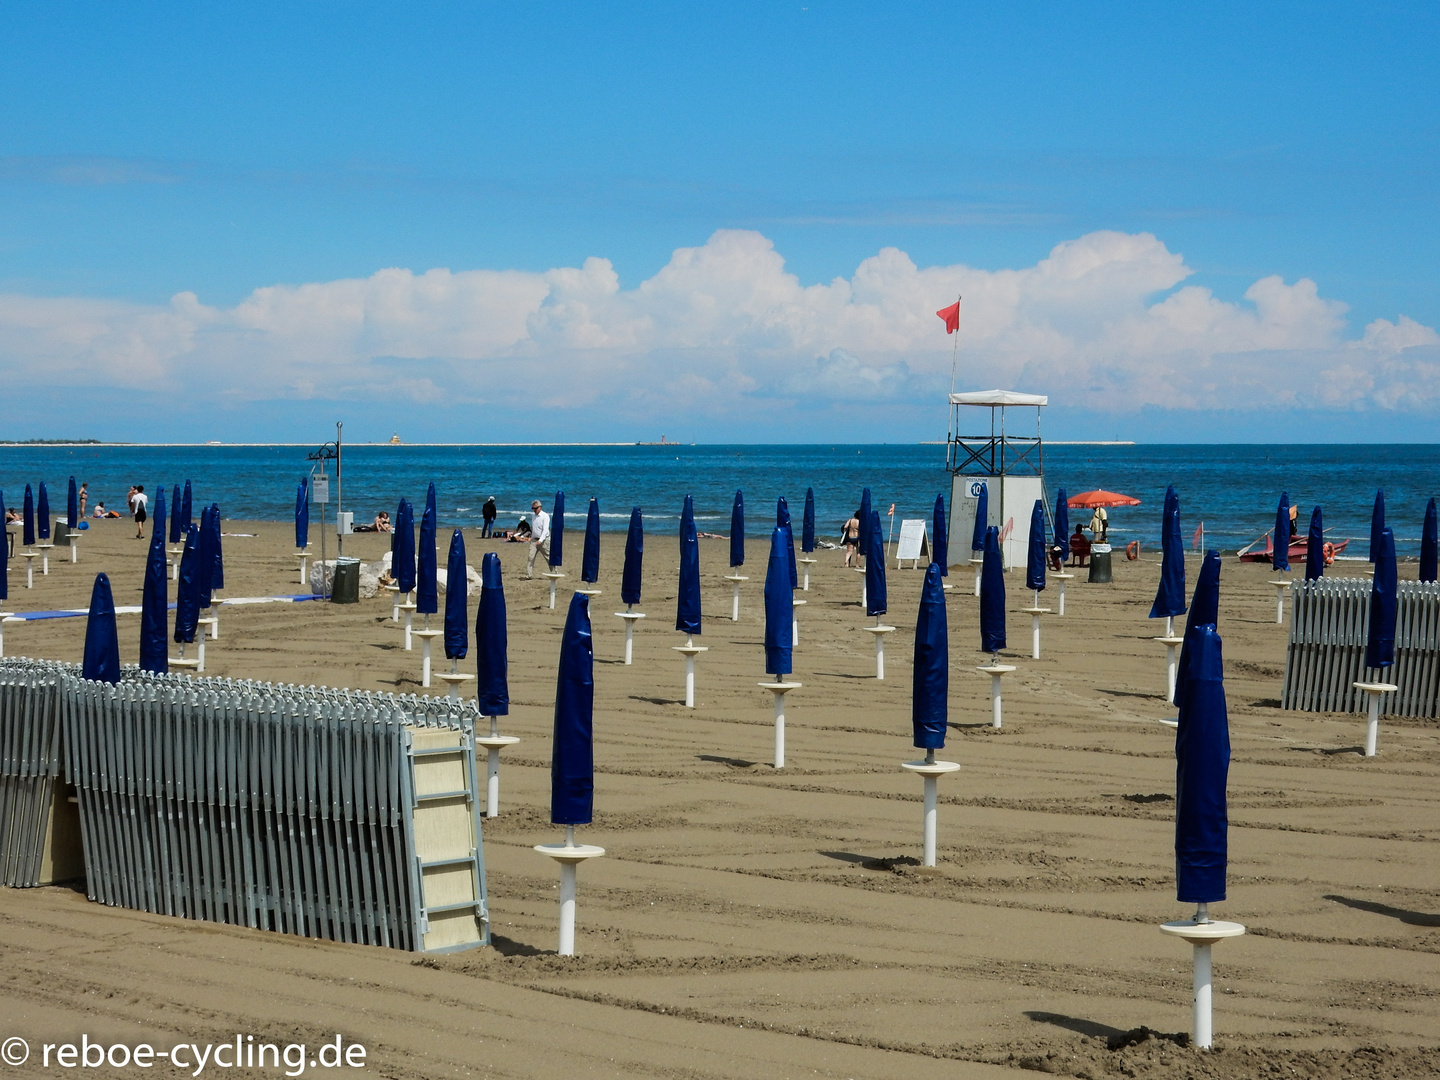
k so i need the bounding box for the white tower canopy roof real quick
[948,389,1048,407]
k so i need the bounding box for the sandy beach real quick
[1,518,1436,1079]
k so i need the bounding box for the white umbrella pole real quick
[535,826,605,957]
[901,753,961,867]
[1160,904,1245,1051]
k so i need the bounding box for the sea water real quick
[1,443,1436,556]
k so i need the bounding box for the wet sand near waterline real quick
[1,520,1437,1079]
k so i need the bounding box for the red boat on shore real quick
[1236,532,1349,563]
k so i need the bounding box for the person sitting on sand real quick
[5,508,19,524]
[499,519,531,542]
[93,503,121,519]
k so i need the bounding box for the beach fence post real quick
[977,663,1015,728]
[725,573,747,622]
[901,753,961,866]
[1160,907,1245,1050]
[672,635,707,707]
[615,609,645,664]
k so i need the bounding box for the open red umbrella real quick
[1068,489,1142,508]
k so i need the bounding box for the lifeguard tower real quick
[947,390,1048,569]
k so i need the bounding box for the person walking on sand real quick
[129,485,149,539]
[841,511,861,568]
[481,496,497,538]
[525,498,551,578]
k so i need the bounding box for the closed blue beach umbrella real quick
[81,573,121,685]
[174,526,200,644]
[1272,493,1291,572]
[932,494,948,575]
[858,488,872,554]
[1369,490,1385,563]
[1151,490,1187,618]
[865,509,888,617]
[181,480,193,531]
[476,552,509,716]
[1174,549,1221,707]
[295,478,309,550]
[1025,499,1047,593]
[1053,488,1069,553]
[802,488,816,553]
[778,496,797,589]
[444,529,469,660]
[169,485,183,544]
[912,563,948,750]
[22,485,34,547]
[729,491,745,568]
[581,498,601,584]
[980,525,1006,653]
[151,489,167,557]
[1365,528,1398,671]
[763,527,793,676]
[394,499,416,594]
[621,508,644,606]
[417,489,439,616]
[676,495,702,636]
[971,481,988,553]
[196,506,215,609]
[208,504,224,590]
[551,490,566,568]
[551,592,595,826]
[1420,499,1438,584]
[1305,507,1326,581]
[1174,624,1230,904]
[139,533,168,674]
[67,477,78,530]
[37,482,50,540]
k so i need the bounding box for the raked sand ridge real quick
[1,518,1437,1079]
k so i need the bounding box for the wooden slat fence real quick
[1282,578,1440,717]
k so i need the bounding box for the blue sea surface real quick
[1,443,1436,556]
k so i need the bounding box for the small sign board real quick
[895,519,929,567]
[964,479,987,499]
[312,475,330,503]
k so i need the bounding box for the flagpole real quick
[948,295,962,397]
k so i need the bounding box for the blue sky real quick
[0,2,1436,442]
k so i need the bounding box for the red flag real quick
[936,300,960,334]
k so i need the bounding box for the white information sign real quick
[895,519,929,567]
[311,475,330,503]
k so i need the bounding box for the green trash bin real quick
[331,557,361,604]
[1088,543,1113,584]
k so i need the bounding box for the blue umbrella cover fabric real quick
[802,488,816,553]
[295,478,309,549]
[778,496,797,589]
[932,494,949,575]
[394,499,417,594]
[37,482,50,540]
[151,489,167,557]
[67,476,78,530]
[417,491,439,616]
[22,485,34,547]
[581,498,601,584]
[729,491,745,568]
[1174,624,1230,904]
[865,508,888,617]
[1369,489,1385,563]
[139,533,169,674]
[763,527,793,676]
[1150,492,1187,618]
[1305,506,1326,581]
[1053,488,1069,551]
[1174,549,1222,707]
[444,528,469,660]
[621,507,644,606]
[912,563,948,750]
[169,485,183,543]
[1421,498,1438,584]
[174,526,200,644]
[208,504,224,590]
[476,552,509,716]
[676,495,702,635]
[1365,527,1398,671]
[1025,499,1047,593]
[181,480,193,531]
[196,506,215,609]
[1272,492,1291,572]
[551,592,595,826]
[859,488,873,554]
[971,481,989,552]
[980,526,1006,653]
[81,573,122,685]
[551,490,566,568]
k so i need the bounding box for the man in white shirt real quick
[129,485,149,540]
[526,499,551,578]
